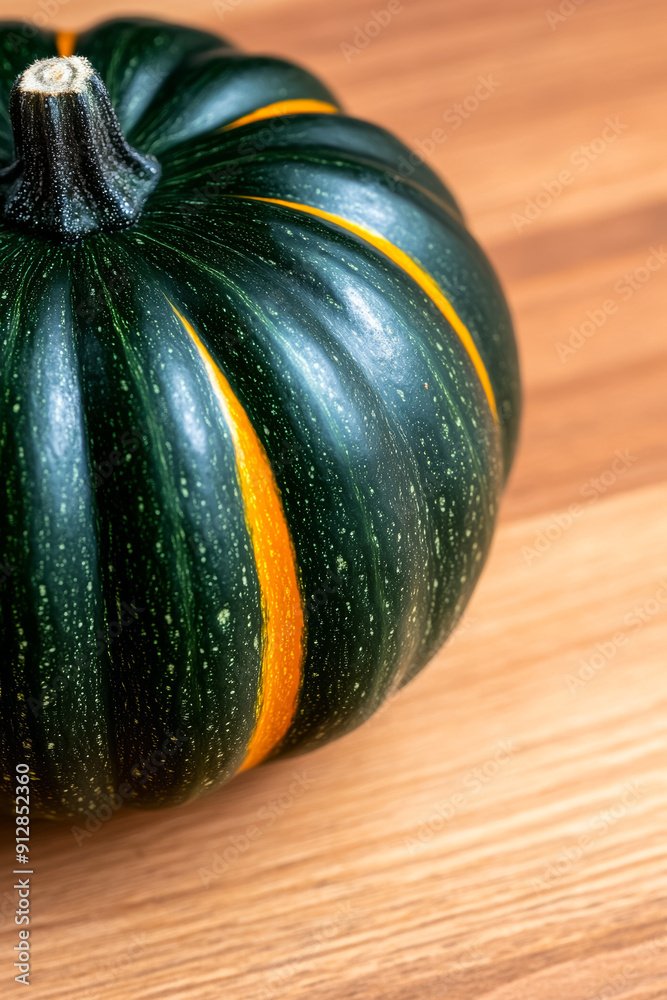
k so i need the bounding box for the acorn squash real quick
[0,18,520,819]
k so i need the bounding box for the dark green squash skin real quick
[0,19,520,818]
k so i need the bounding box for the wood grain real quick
[1,1,666,997]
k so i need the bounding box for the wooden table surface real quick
[1,0,666,997]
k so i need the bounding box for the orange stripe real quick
[236,196,499,423]
[56,31,77,57]
[221,99,339,132]
[171,305,304,771]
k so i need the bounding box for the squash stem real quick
[0,55,161,239]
